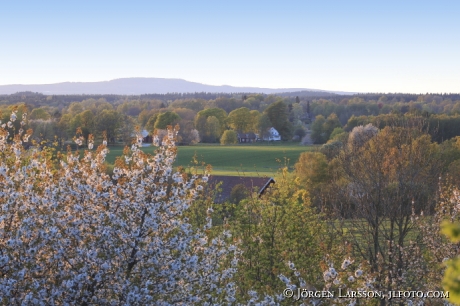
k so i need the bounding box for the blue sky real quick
[1,0,459,93]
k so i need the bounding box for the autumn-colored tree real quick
[330,125,443,296]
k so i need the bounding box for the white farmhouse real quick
[262,127,281,141]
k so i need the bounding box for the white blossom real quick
[341,258,352,270]
[0,125,238,304]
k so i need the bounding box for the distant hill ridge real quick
[0,78,353,95]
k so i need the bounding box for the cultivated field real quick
[105,143,316,176]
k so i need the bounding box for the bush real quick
[220,130,238,145]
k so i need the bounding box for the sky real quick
[1,0,459,93]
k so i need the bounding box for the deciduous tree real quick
[194,108,227,138]
[227,107,252,132]
[95,109,122,144]
[220,130,238,145]
[154,111,181,130]
[0,115,239,304]
[264,101,292,140]
[231,170,326,299]
[330,125,443,295]
[29,107,51,120]
[311,115,327,144]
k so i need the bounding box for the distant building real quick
[237,131,257,143]
[130,129,152,144]
[206,175,275,204]
[262,127,281,141]
[141,129,152,143]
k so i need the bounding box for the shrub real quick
[220,130,238,145]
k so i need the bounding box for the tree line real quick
[3,91,460,148]
[0,94,312,147]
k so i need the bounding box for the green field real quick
[104,143,316,176]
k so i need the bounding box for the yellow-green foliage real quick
[220,130,238,145]
[231,169,327,299]
[442,220,460,304]
[295,151,330,187]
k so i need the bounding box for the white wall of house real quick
[262,127,281,141]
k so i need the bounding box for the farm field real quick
[104,143,316,176]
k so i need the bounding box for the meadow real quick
[105,143,316,176]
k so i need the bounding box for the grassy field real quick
[104,143,316,176]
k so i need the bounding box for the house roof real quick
[206,175,275,203]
